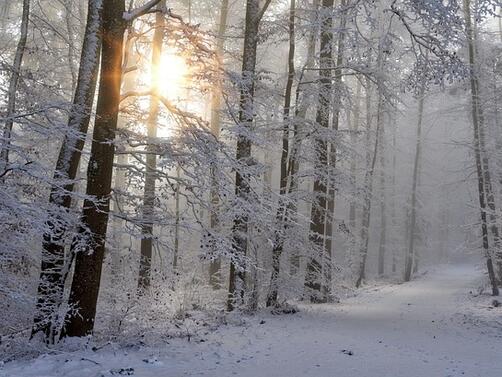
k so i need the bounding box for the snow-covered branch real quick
[123,0,164,22]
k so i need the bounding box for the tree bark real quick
[227,0,271,311]
[266,0,296,307]
[463,0,499,295]
[0,0,30,171]
[62,0,127,337]
[31,0,103,343]
[289,0,319,275]
[304,0,334,303]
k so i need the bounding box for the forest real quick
[1,0,502,376]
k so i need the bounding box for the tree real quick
[138,1,166,292]
[355,76,381,288]
[303,0,334,303]
[323,0,348,299]
[62,0,127,337]
[227,0,272,311]
[31,0,103,343]
[209,0,230,290]
[463,0,499,295]
[0,0,30,171]
[267,0,296,308]
[404,80,425,282]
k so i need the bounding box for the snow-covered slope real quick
[2,264,501,377]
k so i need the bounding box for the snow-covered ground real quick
[2,264,502,377]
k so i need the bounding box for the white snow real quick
[2,264,501,377]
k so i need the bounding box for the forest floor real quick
[2,263,502,377]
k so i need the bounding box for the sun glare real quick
[157,51,189,101]
[143,50,190,138]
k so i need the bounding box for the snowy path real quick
[2,264,502,377]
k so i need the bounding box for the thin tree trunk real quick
[31,0,103,343]
[349,80,361,249]
[323,0,347,299]
[0,0,30,171]
[266,0,296,307]
[228,0,271,311]
[355,77,381,288]
[289,0,319,275]
[138,1,165,292]
[304,0,334,303]
[64,0,78,93]
[390,117,398,274]
[377,115,386,276]
[173,165,181,273]
[355,18,386,287]
[62,0,127,337]
[463,0,499,295]
[209,0,230,289]
[404,85,425,282]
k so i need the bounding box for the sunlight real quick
[157,51,189,101]
[149,50,190,138]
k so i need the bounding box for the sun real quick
[157,51,189,102]
[143,50,190,138]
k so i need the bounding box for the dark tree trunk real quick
[463,0,499,295]
[62,0,126,337]
[304,0,334,303]
[228,0,270,311]
[31,0,102,343]
[289,0,319,275]
[267,0,296,308]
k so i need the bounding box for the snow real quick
[2,264,502,377]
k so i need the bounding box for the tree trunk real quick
[377,115,386,276]
[390,117,398,274]
[355,18,386,287]
[138,1,165,292]
[31,0,102,343]
[289,0,319,275]
[348,80,361,255]
[355,77,381,288]
[266,0,296,308]
[173,165,181,273]
[64,0,78,93]
[62,0,126,337]
[304,0,334,303]
[228,0,270,311]
[209,0,230,290]
[463,0,499,295]
[323,0,347,299]
[404,88,424,282]
[0,0,30,171]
